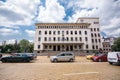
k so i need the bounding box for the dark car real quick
[92,53,107,62]
[0,53,34,63]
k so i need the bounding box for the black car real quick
[0,53,34,63]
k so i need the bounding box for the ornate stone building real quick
[34,17,103,54]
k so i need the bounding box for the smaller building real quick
[102,37,116,53]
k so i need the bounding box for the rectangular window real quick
[86,45,88,49]
[85,31,87,35]
[79,31,81,34]
[92,39,94,43]
[94,22,99,24]
[38,37,41,41]
[53,31,56,35]
[71,31,73,35]
[75,31,77,35]
[44,37,47,41]
[85,37,88,41]
[39,31,41,35]
[38,45,40,49]
[79,37,82,41]
[45,31,47,35]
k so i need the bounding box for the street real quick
[0,56,120,80]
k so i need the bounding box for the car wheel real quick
[98,59,102,62]
[109,62,113,65]
[69,59,74,62]
[25,59,30,62]
[53,59,58,62]
[1,59,6,63]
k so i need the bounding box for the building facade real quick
[102,37,116,53]
[34,17,103,54]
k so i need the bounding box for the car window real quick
[60,54,65,56]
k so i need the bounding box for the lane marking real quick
[63,72,99,76]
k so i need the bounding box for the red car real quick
[92,53,107,62]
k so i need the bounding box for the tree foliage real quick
[112,37,120,51]
[19,39,30,52]
[0,39,34,53]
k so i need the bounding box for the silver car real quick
[50,52,75,62]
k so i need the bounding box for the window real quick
[94,22,99,24]
[38,37,41,41]
[38,45,40,49]
[53,37,56,41]
[85,37,88,41]
[97,28,99,31]
[39,31,41,35]
[66,37,69,41]
[79,37,82,41]
[66,31,69,35]
[49,31,51,34]
[91,33,93,37]
[95,39,97,43]
[44,37,47,41]
[75,31,77,35]
[94,28,96,31]
[58,37,60,41]
[95,33,97,37]
[53,31,56,35]
[79,31,81,34]
[86,45,88,49]
[75,37,77,41]
[92,39,94,43]
[49,37,51,41]
[96,45,98,49]
[91,28,93,31]
[85,31,87,35]
[98,33,100,37]
[71,37,73,41]
[99,39,101,43]
[71,31,73,35]
[58,31,60,35]
[45,31,47,35]
[92,45,95,49]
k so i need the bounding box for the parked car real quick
[86,54,94,60]
[0,53,34,63]
[107,52,120,65]
[50,52,75,62]
[92,53,107,62]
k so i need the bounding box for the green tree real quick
[19,39,30,52]
[28,43,34,53]
[112,37,120,51]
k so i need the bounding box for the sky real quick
[0,0,120,43]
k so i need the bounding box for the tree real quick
[112,37,120,51]
[19,39,30,52]
[28,43,34,53]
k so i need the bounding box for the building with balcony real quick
[34,17,103,54]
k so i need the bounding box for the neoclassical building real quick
[34,17,103,54]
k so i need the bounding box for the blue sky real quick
[0,0,120,43]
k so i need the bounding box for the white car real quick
[50,52,75,62]
[107,52,120,65]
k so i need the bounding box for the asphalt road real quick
[0,56,120,80]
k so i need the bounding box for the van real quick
[50,52,75,62]
[107,52,120,65]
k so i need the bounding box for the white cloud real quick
[0,0,40,27]
[0,28,20,36]
[25,30,35,37]
[37,0,66,22]
[67,0,120,37]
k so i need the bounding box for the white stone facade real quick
[34,17,103,53]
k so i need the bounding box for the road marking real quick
[63,72,99,76]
